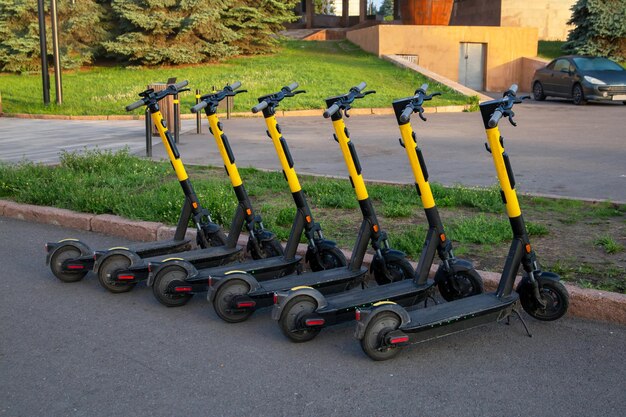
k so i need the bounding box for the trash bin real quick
[148,80,180,134]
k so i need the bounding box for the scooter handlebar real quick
[323,103,340,119]
[506,84,518,96]
[251,100,269,113]
[488,109,503,128]
[190,100,208,114]
[172,80,189,90]
[230,81,242,91]
[125,99,145,112]
[399,106,414,123]
[286,82,298,92]
[355,82,367,92]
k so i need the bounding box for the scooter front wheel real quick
[97,254,135,293]
[197,228,228,248]
[373,258,414,286]
[152,265,193,307]
[249,238,283,260]
[436,268,483,301]
[278,295,321,343]
[213,279,253,323]
[308,246,347,272]
[50,245,88,283]
[517,276,569,321]
[360,311,403,361]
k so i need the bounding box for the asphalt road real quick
[1,99,625,202]
[1,217,625,417]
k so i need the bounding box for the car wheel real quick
[532,82,546,101]
[572,84,586,105]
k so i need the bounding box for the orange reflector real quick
[440,233,446,242]
[306,215,311,223]
[246,208,252,215]
[373,224,379,232]
[192,202,198,209]
[525,244,532,253]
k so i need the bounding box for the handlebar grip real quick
[355,82,366,92]
[488,110,503,128]
[286,82,298,92]
[125,99,145,112]
[190,100,208,114]
[230,81,242,90]
[323,103,340,119]
[173,80,189,90]
[509,84,518,95]
[419,83,428,92]
[399,106,414,123]
[251,100,269,114]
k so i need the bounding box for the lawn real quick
[0,40,470,116]
[1,149,624,294]
[538,40,626,68]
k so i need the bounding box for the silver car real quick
[532,55,626,105]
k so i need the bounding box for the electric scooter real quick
[147,82,346,307]
[86,81,246,293]
[355,84,570,361]
[207,82,414,323]
[272,84,483,342]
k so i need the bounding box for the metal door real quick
[459,43,485,90]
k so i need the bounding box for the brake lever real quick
[292,90,306,95]
[177,88,191,93]
[362,90,376,96]
[418,108,427,121]
[430,92,442,98]
[344,104,352,118]
[507,110,517,127]
[234,89,248,95]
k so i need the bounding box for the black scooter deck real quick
[321,279,433,314]
[253,266,367,295]
[117,238,192,258]
[188,255,302,283]
[401,292,519,338]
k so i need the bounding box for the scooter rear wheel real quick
[436,268,483,301]
[361,311,403,361]
[97,254,135,294]
[50,245,88,283]
[517,276,569,321]
[152,265,193,307]
[213,279,253,323]
[197,228,228,248]
[278,295,321,343]
[308,246,347,272]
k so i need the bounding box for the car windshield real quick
[573,57,624,71]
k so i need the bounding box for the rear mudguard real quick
[256,229,277,243]
[206,272,261,303]
[305,239,339,264]
[354,303,412,340]
[271,287,328,321]
[147,259,199,287]
[433,258,475,284]
[93,248,142,274]
[369,248,407,274]
[45,239,91,265]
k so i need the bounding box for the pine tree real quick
[563,0,626,60]
[103,0,239,65]
[222,0,298,55]
[0,0,109,72]
[378,0,393,18]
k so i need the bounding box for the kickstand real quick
[511,308,533,338]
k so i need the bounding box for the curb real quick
[2,198,624,325]
[0,104,471,121]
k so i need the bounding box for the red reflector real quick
[389,335,409,344]
[44,243,49,251]
[118,274,135,280]
[147,264,152,273]
[355,309,361,321]
[304,318,325,327]
[67,265,84,270]
[207,277,213,287]
[273,293,278,304]
[174,286,192,293]
[236,300,256,308]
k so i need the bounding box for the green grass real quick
[594,235,625,254]
[538,41,565,60]
[0,40,469,116]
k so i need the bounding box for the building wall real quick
[450,0,574,40]
[347,24,538,91]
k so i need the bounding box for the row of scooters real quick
[46,81,569,361]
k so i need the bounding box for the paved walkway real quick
[1,99,625,202]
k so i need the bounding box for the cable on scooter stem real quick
[323,82,374,118]
[398,84,442,123]
[487,83,530,128]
